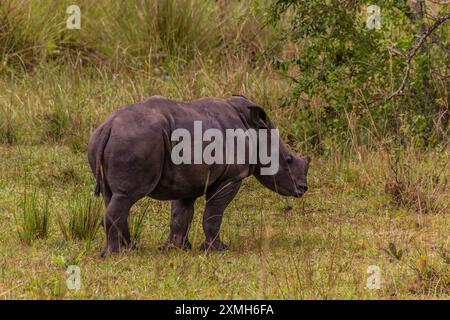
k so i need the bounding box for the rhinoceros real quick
[88,95,310,256]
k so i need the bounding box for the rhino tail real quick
[94,123,112,196]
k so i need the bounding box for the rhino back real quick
[102,96,252,200]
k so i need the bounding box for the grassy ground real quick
[0,143,448,299]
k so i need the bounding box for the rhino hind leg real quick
[160,197,196,251]
[96,179,112,231]
[199,181,241,252]
[101,194,135,257]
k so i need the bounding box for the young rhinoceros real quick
[88,95,310,256]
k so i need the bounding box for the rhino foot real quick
[100,242,133,258]
[199,240,228,252]
[159,240,192,251]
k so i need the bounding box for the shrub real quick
[269,0,450,151]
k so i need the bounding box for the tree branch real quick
[385,13,450,101]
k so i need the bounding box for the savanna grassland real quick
[0,0,449,299]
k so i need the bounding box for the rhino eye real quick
[286,155,293,164]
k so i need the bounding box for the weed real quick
[54,250,85,269]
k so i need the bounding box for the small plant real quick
[54,250,85,269]
[407,247,450,296]
[57,193,103,241]
[382,242,403,262]
[14,189,51,245]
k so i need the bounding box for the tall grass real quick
[57,192,102,241]
[97,0,223,65]
[383,145,449,215]
[0,101,17,144]
[0,0,68,72]
[0,0,277,148]
[14,188,51,245]
[128,200,151,246]
[0,0,272,72]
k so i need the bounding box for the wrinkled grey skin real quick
[88,95,310,256]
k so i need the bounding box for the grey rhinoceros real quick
[88,95,310,256]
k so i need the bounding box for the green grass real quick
[0,145,448,299]
[128,200,151,246]
[13,187,50,245]
[57,192,102,241]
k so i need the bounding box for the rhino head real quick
[247,105,311,198]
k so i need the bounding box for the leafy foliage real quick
[269,0,449,152]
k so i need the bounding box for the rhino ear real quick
[248,105,269,129]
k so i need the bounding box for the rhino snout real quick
[294,184,308,197]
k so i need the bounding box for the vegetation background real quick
[0,0,448,299]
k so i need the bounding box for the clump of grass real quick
[128,200,151,246]
[155,0,222,58]
[0,0,67,72]
[97,0,223,65]
[14,188,51,245]
[0,103,17,145]
[57,193,102,241]
[384,146,449,214]
[67,134,86,153]
[0,0,274,75]
[43,110,71,141]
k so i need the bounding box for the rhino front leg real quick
[199,181,241,251]
[161,197,196,250]
[101,194,134,257]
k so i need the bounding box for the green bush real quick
[269,0,449,152]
